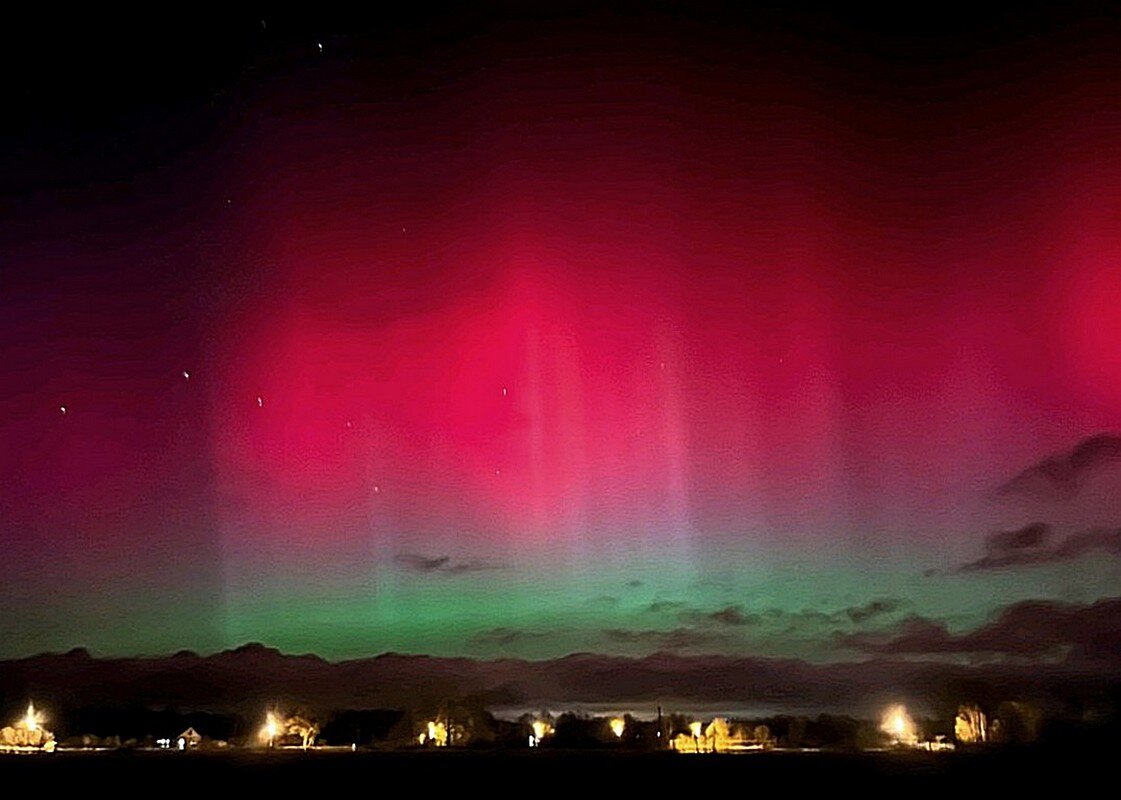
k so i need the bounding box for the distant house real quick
[177,727,203,750]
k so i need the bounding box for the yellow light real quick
[424,720,448,746]
[955,704,988,744]
[532,720,551,740]
[689,721,703,739]
[24,703,39,732]
[880,704,917,746]
[418,733,426,745]
[260,711,280,744]
[610,718,625,738]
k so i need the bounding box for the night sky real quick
[3,4,1121,664]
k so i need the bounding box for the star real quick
[317,42,323,52]
[373,484,380,493]
[501,386,507,397]
[495,468,501,476]
[257,396,264,408]
[345,420,353,428]
[59,406,67,415]
[182,370,190,381]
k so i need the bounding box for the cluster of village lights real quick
[418,720,449,747]
[1,700,978,753]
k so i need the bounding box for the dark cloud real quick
[840,597,1121,664]
[1052,528,1121,559]
[680,604,756,627]
[468,627,548,647]
[997,434,1121,500]
[655,600,900,631]
[647,601,758,627]
[988,521,1051,551]
[839,616,959,654]
[957,525,1121,572]
[707,606,753,626]
[757,606,888,630]
[844,598,902,624]
[625,579,644,588]
[601,627,727,651]
[395,553,451,572]
[957,522,1052,572]
[394,552,504,575]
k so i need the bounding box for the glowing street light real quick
[260,711,280,747]
[689,720,704,753]
[527,718,553,748]
[23,703,41,732]
[880,704,917,746]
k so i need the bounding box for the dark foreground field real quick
[0,747,1106,792]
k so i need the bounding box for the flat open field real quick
[0,747,1103,791]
